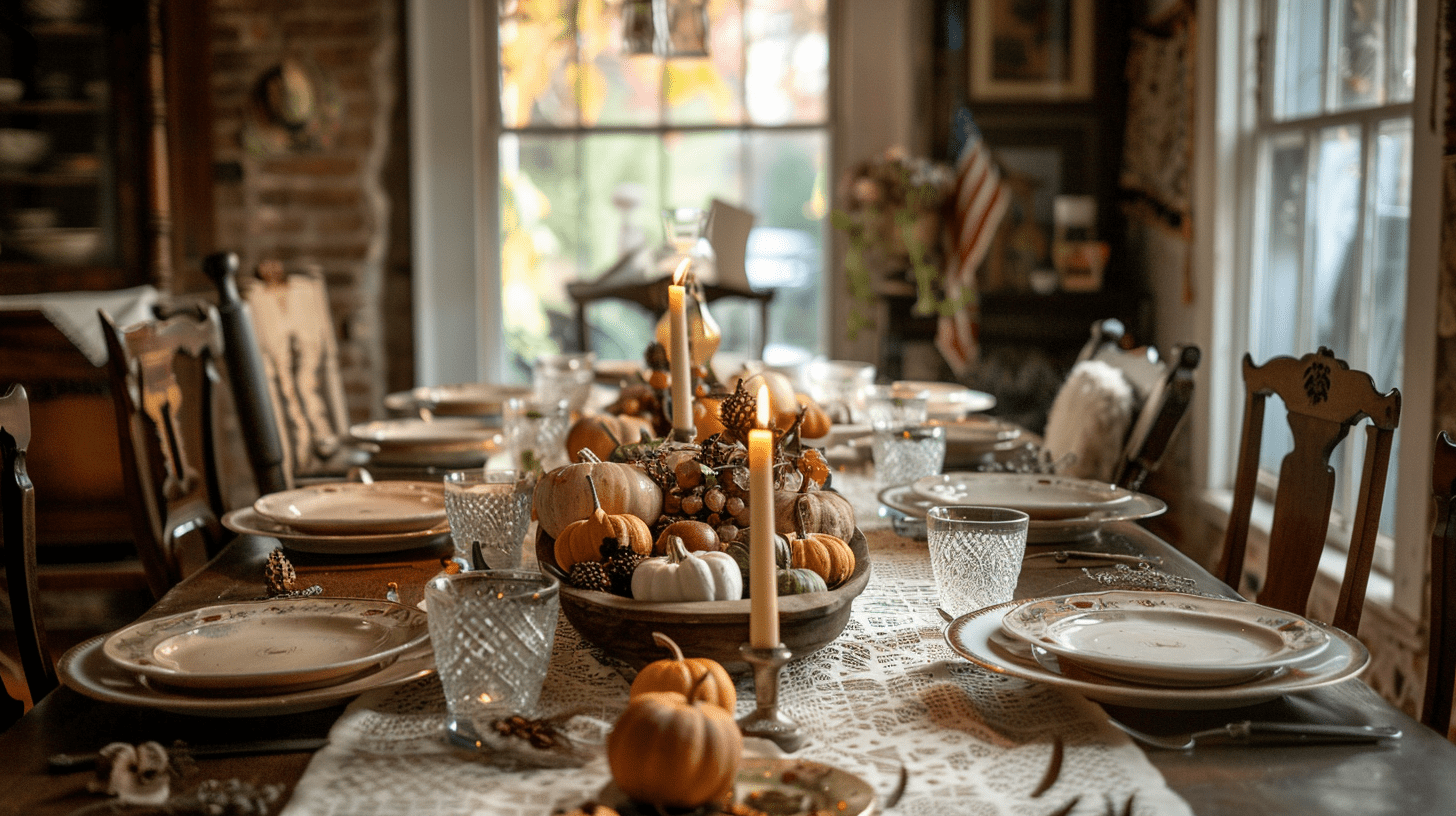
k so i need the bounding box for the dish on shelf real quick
[876,483,1164,543]
[101,598,431,693]
[1000,591,1332,687]
[253,481,446,535]
[0,78,23,104]
[0,128,49,168]
[944,598,1369,709]
[6,227,100,265]
[221,507,451,555]
[60,635,435,717]
[6,207,56,230]
[537,527,871,672]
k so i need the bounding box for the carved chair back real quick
[100,307,230,597]
[230,258,351,482]
[1423,431,1456,738]
[1,384,57,728]
[1217,348,1400,634]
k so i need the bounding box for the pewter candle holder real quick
[736,642,806,753]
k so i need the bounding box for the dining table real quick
[3,466,1455,816]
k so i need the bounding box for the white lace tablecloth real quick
[282,513,1192,816]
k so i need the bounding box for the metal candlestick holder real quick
[737,642,806,753]
[669,427,697,443]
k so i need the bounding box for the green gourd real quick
[724,534,791,596]
[776,567,828,596]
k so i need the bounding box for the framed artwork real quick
[969,0,1095,102]
[975,120,1098,291]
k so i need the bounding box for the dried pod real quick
[704,487,726,513]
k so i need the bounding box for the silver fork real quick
[1108,718,1401,750]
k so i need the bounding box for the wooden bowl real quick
[536,527,871,672]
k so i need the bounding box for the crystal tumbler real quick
[926,505,1030,617]
[863,384,929,431]
[533,351,596,416]
[443,469,535,569]
[872,423,947,490]
[503,396,571,473]
[426,570,560,742]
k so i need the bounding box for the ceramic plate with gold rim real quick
[877,483,1165,543]
[253,481,446,535]
[912,472,1136,520]
[101,598,431,693]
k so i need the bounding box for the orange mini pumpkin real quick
[786,501,855,586]
[607,686,743,809]
[629,632,736,713]
[566,414,653,462]
[794,394,832,439]
[554,474,654,572]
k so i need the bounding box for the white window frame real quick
[1191,0,1440,622]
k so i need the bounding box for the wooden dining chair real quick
[1,384,58,728]
[213,255,352,484]
[1216,347,1400,635]
[1423,431,1456,738]
[1046,318,1200,489]
[100,307,232,598]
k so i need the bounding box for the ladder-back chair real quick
[1,384,57,728]
[1217,347,1400,634]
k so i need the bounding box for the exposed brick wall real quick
[207,0,410,422]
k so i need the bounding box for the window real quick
[496,0,830,378]
[1231,0,1415,572]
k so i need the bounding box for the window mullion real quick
[1297,128,1319,353]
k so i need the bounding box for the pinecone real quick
[717,380,757,444]
[599,537,647,597]
[568,560,611,593]
[264,548,297,596]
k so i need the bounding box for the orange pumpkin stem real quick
[651,631,686,663]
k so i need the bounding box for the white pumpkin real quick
[632,535,743,602]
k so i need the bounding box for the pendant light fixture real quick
[621,0,709,58]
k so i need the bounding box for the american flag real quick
[936,127,1008,377]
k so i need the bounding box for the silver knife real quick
[1023,550,1163,566]
[48,737,330,772]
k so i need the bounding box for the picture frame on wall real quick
[969,0,1095,102]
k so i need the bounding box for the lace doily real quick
[281,530,1192,816]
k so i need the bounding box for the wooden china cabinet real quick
[0,0,213,580]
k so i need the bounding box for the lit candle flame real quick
[672,257,691,286]
[756,384,770,429]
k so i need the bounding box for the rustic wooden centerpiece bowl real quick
[536,527,871,672]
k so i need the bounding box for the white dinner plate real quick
[102,598,431,692]
[912,472,1135,520]
[877,483,1165,543]
[350,418,502,467]
[385,383,532,418]
[61,635,435,717]
[1000,591,1332,687]
[222,507,451,555]
[253,481,446,535]
[944,598,1369,709]
[891,380,996,419]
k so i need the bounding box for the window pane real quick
[1253,133,1306,476]
[500,134,581,379]
[1387,0,1415,102]
[745,0,829,125]
[1330,0,1385,111]
[744,130,826,361]
[583,1,664,127]
[1369,119,1410,536]
[664,131,744,220]
[665,0,744,126]
[1272,0,1326,119]
[584,134,665,277]
[500,0,579,128]
[1311,125,1363,357]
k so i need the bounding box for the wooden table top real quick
[2,525,1454,816]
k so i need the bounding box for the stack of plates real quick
[223,481,451,554]
[59,598,435,716]
[930,415,1026,467]
[878,472,1166,542]
[349,417,503,468]
[891,380,996,420]
[945,590,1370,709]
[384,383,531,418]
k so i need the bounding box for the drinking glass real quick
[503,396,571,473]
[926,505,1030,617]
[533,351,596,416]
[804,359,876,424]
[425,570,560,743]
[443,469,535,569]
[863,384,929,431]
[872,424,947,489]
